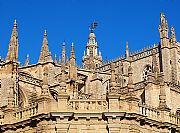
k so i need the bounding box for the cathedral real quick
[0,13,180,133]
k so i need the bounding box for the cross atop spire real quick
[38,30,53,63]
[6,20,19,62]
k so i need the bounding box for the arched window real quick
[143,65,152,80]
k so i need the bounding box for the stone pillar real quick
[37,95,51,114]
[107,95,120,112]
[57,94,69,111]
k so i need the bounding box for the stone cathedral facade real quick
[0,13,180,133]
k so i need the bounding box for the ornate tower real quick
[82,22,102,69]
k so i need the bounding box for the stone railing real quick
[68,99,108,112]
[139,103,160,120]
[139,103,180,126]
[169,113,180,125]
[14,105,38,120]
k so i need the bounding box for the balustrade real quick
[68,99,107,112]
[14,105,38,120]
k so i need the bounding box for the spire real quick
[24,54,29,66]
[170,26,176,43]
[6,20,18,62]
[125,41,129,58]
[38,30,53,63]
[61,41,66,64]
[70,42,76,66]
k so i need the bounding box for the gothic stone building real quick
[0,13,180,133]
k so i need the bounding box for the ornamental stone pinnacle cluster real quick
[0,13,180,132]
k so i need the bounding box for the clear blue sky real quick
[0,0,179,65]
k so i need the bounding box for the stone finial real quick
[125,41,129,58]
[6,20,19,62]
[170,26,176,43]
[61,41,66,64]
[70,42,76,66]
[160,13,168,30]
[158,13,169,40]
[38,30,53,63]
[54,54,57,64]
[24,54,29,66]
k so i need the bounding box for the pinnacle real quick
[13,19,17,28]
[126,41,128,47]
[44,30,47,37]
[38,30,53,63]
